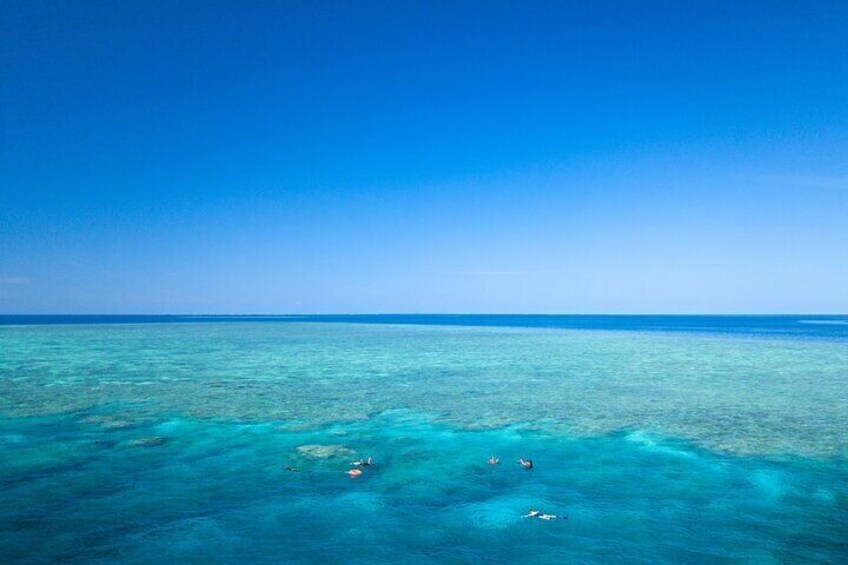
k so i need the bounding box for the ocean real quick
[1,316,846,563]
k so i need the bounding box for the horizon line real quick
[1,313,846,317]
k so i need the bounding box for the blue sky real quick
[2,1,847,314]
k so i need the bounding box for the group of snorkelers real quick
[488,456,533,470]
[344,455,565,521]
[347,455,532,477]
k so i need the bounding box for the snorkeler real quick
[351,456,373,467]
[518,458,533,469]
[346,469,363,478]
[523,508,568,520]
[487,456,499,465]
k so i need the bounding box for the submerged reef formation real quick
[128,436,168,448]
[1,322,847,456]
[296,444,355,459]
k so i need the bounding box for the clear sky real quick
[2,1,847,314]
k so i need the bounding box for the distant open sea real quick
[1,315,846,563]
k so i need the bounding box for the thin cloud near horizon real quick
[740,174,848,191]
[447,270,559,277]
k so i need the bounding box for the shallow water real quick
[1,318,847,562]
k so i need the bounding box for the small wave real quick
[624,430,695,459]
[1,433,26,445]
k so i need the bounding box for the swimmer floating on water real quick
[538,513,566,520]
[346,469,363,478]
[487,456,499,465]
[523,508,568,521]
[518,458,533,469]
[351,456,373,467]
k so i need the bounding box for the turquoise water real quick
[1,318,847,562]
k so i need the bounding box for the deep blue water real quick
[3,314,848,340]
